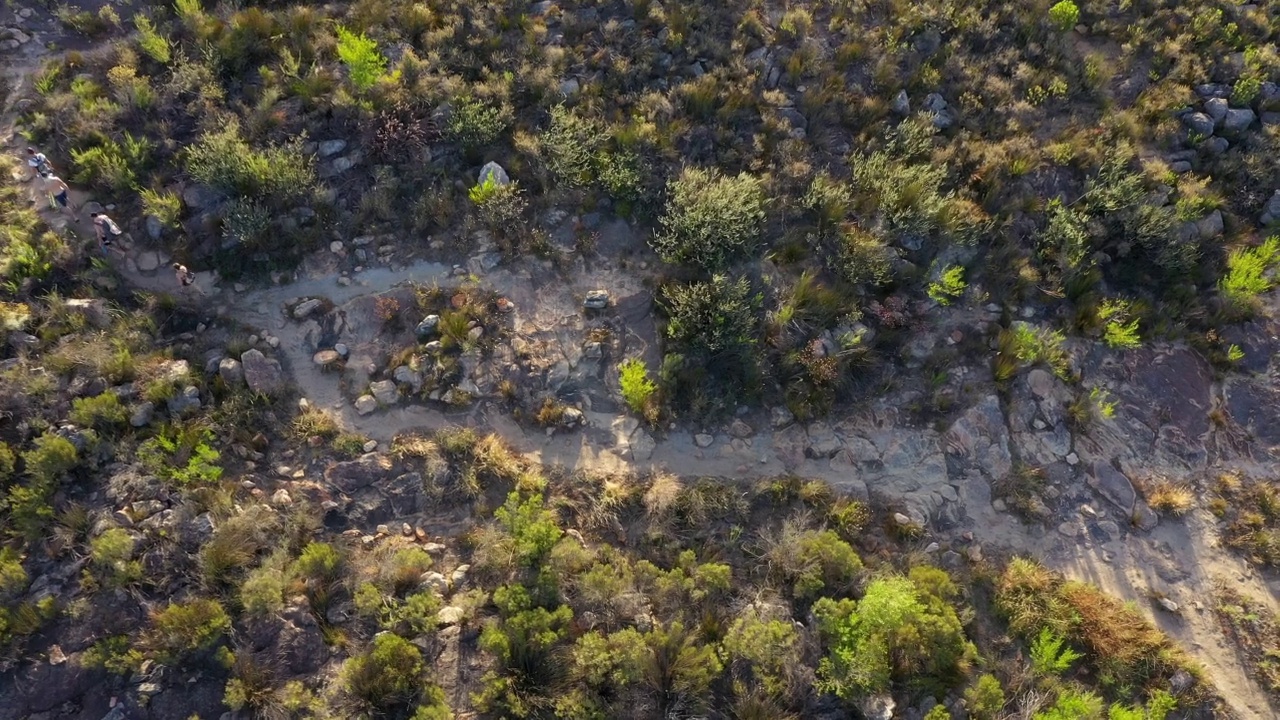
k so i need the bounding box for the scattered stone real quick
[1157,597,1180,613]
[241,349,284,395]
[496,297,515,313]
[421,572,448,593]
[891,89,910,115]
[770,405,794,429]
[1131,501,1159,531]
[272,489,292,506]
[559,78,581,96]
[363,440,378,452]
[423,542,447,555]
[450,564,470,587]
[329,240,344,254]
[728,418,753,439]
[859,694,895,720]
[416,314,441,339]
[924,542,940,553]
[583,290,609,310]
[478,161,510,186]
[892,512,912,526]
[354,395,378,415]
[1203,136,1230,154]
[318,139,348,157]
[313,350,343,368]
[292,298,323,319]
[370,380,399,405]
[1182,112,1215,136]
[1204,97,1228,124]
[217,358,243,385]
[1170,669,1194,693]
[65,298,111,328]
[694,433,714,448]
[1260,190,1280,225]
[130,402,155,428]
[166,386,202,417]
[136,251,161,273]
[630,430,656,462]
[1222,107,1256,134]
[437,606,465,626]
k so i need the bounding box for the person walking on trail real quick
[173,263,196,288]
[26,147,52,180]
[39,173,78,221]
[90,212,124,256]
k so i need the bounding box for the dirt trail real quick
[4,27,1278,720]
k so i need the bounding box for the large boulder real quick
[478,161,510,186]
[218,357,244,385]
[240,349,284,395]
[1086,461,1136,512]
[1181,112,1215,136]
[1222,107,1256,134]
[325,454,394,493]
[64,298,111,329]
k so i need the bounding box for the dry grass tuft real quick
[1144,479,1195,516]
[644,471,683,517]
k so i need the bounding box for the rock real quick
[728,419,753,439]
[328,155,357,174]
[65,298,111,328]
[694,433,714,448]
[1204,97,1228,124]
[144,214,163,241]
[859,694,895,720]
[631,431,656,462]
[318,139,347,157]
[334,342,350,358]
[1086,461,1136,512]
[893,512,912,526]
[531,0,553,14]
[1170,669,1194,693]
[1158,597,1179,613]
[1170,160,1192,174]
[770,406,794,429]
[777,107,807,129]
[292,298,323,319]
[923,93,948,112]
[1203,135,1230,154]
[560,407,584,428]
[329,240,344,254]
[370,380,399,405]
[891,89,910,115]
[1195,209,1224,239]
[326,453,393,493]
[1182,112,1215,136]
[583,290,609,310]
[559,78,580,96]
[217,358,243,385]
[421,571,448,593]
[1260,190,1280,225]
[450,564,470,587]
[1195,83,1230,99]
[166,386,202,417]
[363,440,378,452]
[8,331,37,351]
[129,401,154,427]
[1222,107,1256,134]
[478,161,510,186]
[354,395,377,415]
[241,349,284,395]
[272,489,292,505]
[393,365,422,391]
[182,184,224,210]
[437,606,465,626]
[313,350,342,368]
[1132,501,1159,531]
[416,314,441,339]
[136,251,161,273]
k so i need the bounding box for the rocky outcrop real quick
[325,454,394,493]
[241,349,285,396]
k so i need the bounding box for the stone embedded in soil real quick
[241,350,284,395]
[370,380,399,405]
[354,395,377,415]
[313,350,342,367]
[135,251,161,272]
[1086,460,1136,512]
[694,433,714,448]
[583,290,609,310]
[416,314,441,339]
[292,298,322,319]
[218,358,243,385]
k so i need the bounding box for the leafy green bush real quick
[766,523,863,601]
[70,392,129,431]
[469,176,528,240]
[146,598,231,664]
[446,96,512,153]
[71,133,151,192]
[240,562,285,616]
[137,425,223,487]
[965,674,1006,719]
[494,492,562,566]
[1030,628,1083,676]
[336,26,389,91]
[618,358,657,415]
[295,542,343,586]
[220,198,272,249]
[83,635,144,675]
[22,433,78,484]
[1098,299,1141,349]
[1034,689,1103,720]
[343,632,424,709]
[140,188,182,228]
[0,443,14,485]
[1220,236,1280,309]
[185,122,316,205]
[134,15,171,64]
[0,548,28,603]
[540,105,602,187]
[814,572,971,699]
[1048,1,1080,31]
[723,607,802,698]
[652,168,764,271]
[663,275,759,366]
[928,265,967,305]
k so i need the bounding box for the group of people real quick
[24,147,197,290]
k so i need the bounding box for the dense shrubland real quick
[12,0,1280,419]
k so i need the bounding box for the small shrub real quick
[295,542,342,586]
[1098,299,1141,349]
[335,26,389,91]
[220,199,271,249]
[1029,627,1083,676]
[140,188,182,228]
[146,598,231,665]
[540,105,602,187]
[22,433,78,484]
[343,633,424,709]
[137,425,223,487]
[240,563,285,616]
[134,15,171,64]
[1145,480,1195,516]
[69,392,129,431]
[185,122,316,206]
[0,548,28,603]
[1048,1,1080,31]
[446,96,512,153]
[90,527,139,585]
[494,491,562,566]
[618,358,657,416]
[965,674,1006,719]
[83,635,144,675]
[1220,237,1280,310]
[1035,689,1103,720]
[652,168,765,271]
[928,265,967,305]
[71,133,151,192]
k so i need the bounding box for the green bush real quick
[240,563,285,616]
[652,168,765,271]
[137,425,222,487]
[1034,689,1103,720]
[766,523,863,601]
[663,274,759,371]
[295,542,343,586]
[147,598,231,664]
[83,635,144,675]
[70,133,152,192]
[343,632,424,709]
[494,492,562,566]
[814,573,971,699]
[1097,299,1141,349]
[964,674,1006,719]
[0,548,28,603]
[140,188,182,228]
[1048,1,1080,31]
[134,15,171,64]
[540,105,602,187]
[1221,236,1280,309]
[90,528,138,585]
[723,608,802,698]
[335,26,389,91]
[22,433,78,484]
[928,265,967,305]
[70,392,129,431]
[220,198,272,249]
[469,176,528,240]
[446,96,512,153]
[185,122,316,205]
[618,358,657,415]
[0,442,14,484]
[1030,628,1083,676]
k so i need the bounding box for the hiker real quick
[90,212,124,256]
[40,173,78,221]
[173,263,196,288]
[26,147,52,180]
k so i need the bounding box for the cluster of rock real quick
[204,347,286,396]
[1177,82,1277,157]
